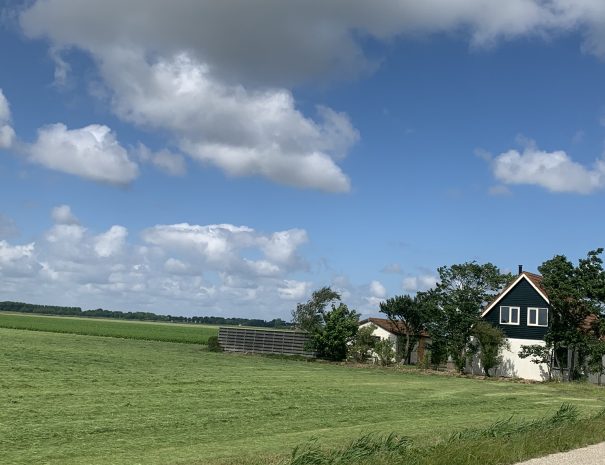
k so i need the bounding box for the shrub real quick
[207,335,222,352]
[471,321,508,376]
[348,324,377,362]
[374,339,395,366]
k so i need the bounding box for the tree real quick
[311,303,359,361]
[292,287,360,361]
[423,262,512,372]
[348,324,377,363]
[379,294,428,364]
[538,250,605,381]
[291,286,341,333]
[471,321,509,377]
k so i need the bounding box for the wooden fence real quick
[218,327,315,357]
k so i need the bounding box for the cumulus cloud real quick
[402,274,437,292]
[98,51,355,191]
[0,208,321,318]
[0,89,15,149]
[51,204,79,225]
[26,124,139,184]
[141,223,308,276]
[369,280,386,298]
[278,280,310,300]
[491,142,605,194]
[19,1,605,83]
[19,0,605,191]
[0,240,38,276]
[94,225,127,258]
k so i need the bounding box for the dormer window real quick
[500,306,520,325]
[528,307,548,327]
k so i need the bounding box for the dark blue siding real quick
[483,278,549,340]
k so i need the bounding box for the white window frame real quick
[527,307,548,327]
[500,306,520,325]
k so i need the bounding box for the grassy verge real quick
[280,405,605,465]
[0,312,217,344]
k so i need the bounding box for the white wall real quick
[359,322,424,364]
[468,338,549,381]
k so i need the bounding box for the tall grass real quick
[284,404,605,465]
[0,312,217,344]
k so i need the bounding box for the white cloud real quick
[0,89,15,149]
[278,280,310,300]
[0,240,37,276]
[99,51,355,192]
[94,225,127,258]
[141,223,308,276]
[402,274,437,292]
[21,1,605,191]
[19,1,605,84]
[26,123,139,185]
[51,204,79,225]
[369,280,386,298]
[492,142,605,194]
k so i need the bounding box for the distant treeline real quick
[0,301,292,328]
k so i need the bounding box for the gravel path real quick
[515,442,605,465]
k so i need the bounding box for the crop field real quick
[0,312,218,344]
[1,325,605,465]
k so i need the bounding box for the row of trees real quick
[292,249,605,382]
[0,301,291,328]
[291,261,513,370]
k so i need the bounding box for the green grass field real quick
[1,325,605,465]
[0,312,218,344]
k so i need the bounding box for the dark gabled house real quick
[471,267,551,380]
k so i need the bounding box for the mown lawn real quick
[1,327,604,465]
[0,312,218,344]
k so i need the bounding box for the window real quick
[500,306,520,325]
[528,307,548,327]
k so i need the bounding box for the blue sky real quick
[1,1,605,319]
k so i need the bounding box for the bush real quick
[472,321,508,376]
[207,335,222,352]
[374,339,395,366]
[348,324,377,362]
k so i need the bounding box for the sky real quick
[1,1,605,319]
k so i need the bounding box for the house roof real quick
[359,317,429,337]
[480,271,549,318]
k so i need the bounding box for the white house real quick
[359,317,429,364]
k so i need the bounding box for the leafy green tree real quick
[379,294,428,364]
[538,249,605,381]
[291,286,341,333]
[423,262,512,372]
[311,303,359,361]
[348,324,377,363]
[471,321,509,377]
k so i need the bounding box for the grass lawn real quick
[1,327,605,465]
[0,312,218,344]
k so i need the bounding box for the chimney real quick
[518,265,523,275]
